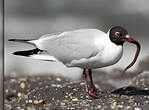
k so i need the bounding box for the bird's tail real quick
[8,39,36,46]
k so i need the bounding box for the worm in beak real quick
[123,36,141,74]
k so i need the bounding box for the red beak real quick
[123,37,141,74]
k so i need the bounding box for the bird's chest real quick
[96,44,123,67]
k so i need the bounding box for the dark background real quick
[5,0,149,79]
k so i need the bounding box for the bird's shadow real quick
[111,86,149,96]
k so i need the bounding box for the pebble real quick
[73,88,77,91]
[17,107,21,109]
[126,106,133,109]
[110,102,117,109]
[26,100,28,103]
[72,98,78,102]
[134,107,141,110]
[51,84,57,87]
[39,99,43,103]
[27,107,32,110]
[51,84,62,88]
[80,82,85,85]
[17,92,22,97]
[45,85,48,88]
[56,77,61,82]
[60,102,66,108]
[29,100,32,103]
[20,82,25,89]
[57,84,62,88]
[65,95,68,98]
[34,100,39,104]
[97,105,101,109]
[117,105,123,108]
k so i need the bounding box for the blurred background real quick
[0,0,3,73]
[0,0,3,108]
[5,0,149,80]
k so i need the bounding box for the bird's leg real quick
[88,69,105,94]
[83,69,89,93]
[82,68,99,99]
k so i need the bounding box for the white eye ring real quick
[115,32,120,37]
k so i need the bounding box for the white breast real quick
[95,37,123,68]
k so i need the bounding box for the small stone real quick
[39,99,43,103]
[26,100,28,103]
[72,98,78,102]
[117,105,123,108]
[29,100,32,103]
[60,102,66,108]
[80,96,84,99]
[73,88,77,91]
[34,100,39,104]
[65,95,68,98]
[17,92,22,97]
[144,88,148,90]
[20,82,25,89]
[51,84,57,87]
[57,84,62,88]
[110,102,117,109]
[134,107,141,110]
[17,107,21,109]
[97,105,101,108]
[68,85,72,88]
[68,93,73,97]
[27,107,32,110]
[56,77,61,81]
[80,82,85,85]
[126,106,131,109]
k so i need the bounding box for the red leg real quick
[82,69,99,99]
[88,69,105,94]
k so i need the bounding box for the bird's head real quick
[108,26,141,74]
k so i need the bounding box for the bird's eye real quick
[115,32,120,37]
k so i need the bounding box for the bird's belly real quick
[69,48,123,69]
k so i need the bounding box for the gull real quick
[9,26,141,99]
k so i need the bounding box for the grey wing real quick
[35,29,103,64]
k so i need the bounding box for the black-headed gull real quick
[9,26,141,99]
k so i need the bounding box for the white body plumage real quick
[29,29,123,69]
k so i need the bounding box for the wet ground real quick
[4,71,149,110]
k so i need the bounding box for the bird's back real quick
[34,29,107,64]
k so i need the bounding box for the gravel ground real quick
[4,71,149,110]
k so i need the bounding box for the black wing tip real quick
[13,51,30,57]
[8,39,16,41]
[12,48,42,57]
[8,39,30,42]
